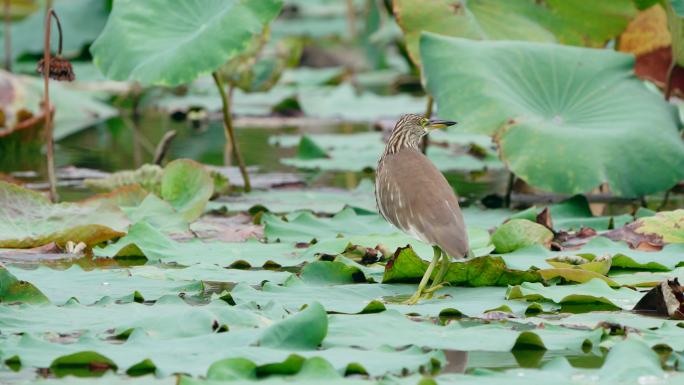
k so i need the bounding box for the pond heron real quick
[375,114,469,304]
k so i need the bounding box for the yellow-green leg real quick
[425,248,449,298]
[403,246,441,305]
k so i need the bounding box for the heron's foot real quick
[402,283,445,304]
[402,291,423,305]
[401,246,442,305]
[424,283,446,294]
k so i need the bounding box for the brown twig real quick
[420,95,433,154]
[3,0,10,71]
[212,71,251,192]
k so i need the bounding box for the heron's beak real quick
[427,119,457,130]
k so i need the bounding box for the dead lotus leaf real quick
[633,278,684,319]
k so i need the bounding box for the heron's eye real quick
[421,118,428,126]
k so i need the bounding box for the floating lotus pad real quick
[421,34,684,196]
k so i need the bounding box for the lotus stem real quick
[420,95,433,154]
[3,0,10,71]
[212,71,251,192]
[42,8,62,203]
[658,189,671,211]
[346,0,356,39]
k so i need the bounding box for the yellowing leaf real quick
[634,209,684,243]
[539,268,618,287]
[618,4,671,56]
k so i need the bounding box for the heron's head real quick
[393,113,457,144]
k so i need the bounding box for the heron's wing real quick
[376,148,469,258]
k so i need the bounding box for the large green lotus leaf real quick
[91,0,283,86]
[208,179,378,214]
[0,182,129,248]
[259,302,328,350]
[491,219,553,253]
[382,246,541,286]
[499,237,684,271]
[94,221,307,268]
[506,279,643,309]
[0,265,48,304]
[0,0,109,62]
[421,34,684,196]
[394,0,637,66]
[229,280,556,317]
[394,0,555,66]
[160,159,214,222]
[0,297,275,338]
[6,265,202,305]
[0,332,442,377]
[325,310,601,352]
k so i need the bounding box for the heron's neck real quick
[384,128,422,155]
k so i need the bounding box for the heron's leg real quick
[429,248,449,289]
[402,245,441,305]
[425,248,450,297]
